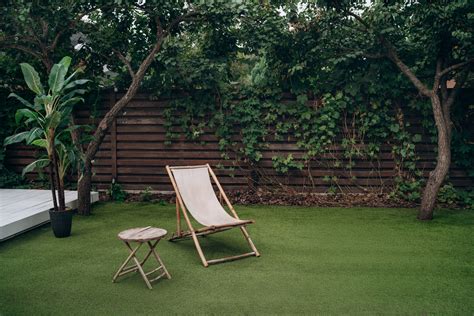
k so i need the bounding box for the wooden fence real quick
[5,91,473,192]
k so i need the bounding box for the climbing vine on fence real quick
[162,83,430,197]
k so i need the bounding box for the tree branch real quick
[444,67,470,116]
[39,18,49,38]
[346,11,371,31]
[362,52,386,59]
[165,11,201,34]
[50,30,65,52]
[440,74,448,104]
[86,9,201,167]
[433,56,444,92]
[1,44,43,61]
[50,12,87,51]
[347,10,432,97]
[155,16,164,37]
[113,49,135,77]
[383,39,432,97]
[438,58,474,78]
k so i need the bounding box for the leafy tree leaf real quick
[3,131,30,146]
[22,159,50,176]
[20,63,44,95]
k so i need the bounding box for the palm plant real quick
[4,56,88,212]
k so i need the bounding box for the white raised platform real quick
[0,189,99,241]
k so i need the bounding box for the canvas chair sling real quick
[166,164,260,267]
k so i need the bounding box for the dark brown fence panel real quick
[5,91,472,192]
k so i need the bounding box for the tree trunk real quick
[75,13,198,215]
[48,162,58,212]
[418,95,451,220]
[69,114,84,180]
[76,38,164,215]
[77,161,92,215]
[52,149,66,211]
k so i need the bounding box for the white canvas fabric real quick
[171,166,245,227]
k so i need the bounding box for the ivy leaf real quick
[296,94,308,105]
[389,124,400,133]
[412,134,422,142]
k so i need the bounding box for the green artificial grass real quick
[0,203,473,315]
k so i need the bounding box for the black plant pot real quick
[49,209,73,238]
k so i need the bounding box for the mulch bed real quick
[103,189,420,208]
[226,189,418,208]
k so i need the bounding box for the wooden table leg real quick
[112,242,142,282]
[148,241,171,279]
[139,240,159,266]
[113,237,170,289]
[131,251,153,289]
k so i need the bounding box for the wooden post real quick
[110,90,117,181]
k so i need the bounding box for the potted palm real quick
[4,56,89,238]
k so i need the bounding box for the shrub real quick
[390,177,424,202]
[438,184,474,209]
[140,186,153,202]
[107,180,127,202]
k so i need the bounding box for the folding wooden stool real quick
[113,226,171,289]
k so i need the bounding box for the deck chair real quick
[166,164,260,267]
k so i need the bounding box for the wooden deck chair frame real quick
[166,164,260,267]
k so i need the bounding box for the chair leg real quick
[205,226,260,265]
[190,230,209,267]
[176,199,181,237]
[239,226,260,257]
[171,225,259,266]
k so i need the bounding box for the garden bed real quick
[106,189,471,209]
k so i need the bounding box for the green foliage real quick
[390,177,424,203]
[438,183,474,209]
[451,101,474,178]
[0,150,24,188]
[140,186,153,202]
[0,89,25,188]
[107,181,127,202]
[4,57,88,180]
[272,154,303,174]
[4,56,88,210]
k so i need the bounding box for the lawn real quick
[0,202,473,315]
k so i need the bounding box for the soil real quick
[102,189,420,208]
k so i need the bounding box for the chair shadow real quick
[168,230,253,257]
